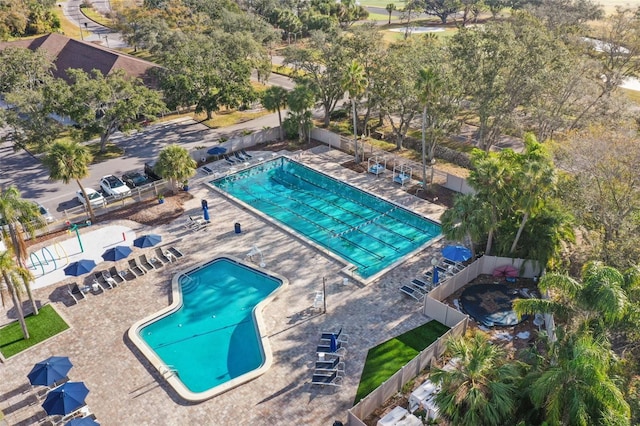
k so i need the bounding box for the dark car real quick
[144,161,162,181]
[122,171,150,188]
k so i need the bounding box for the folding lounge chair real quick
[167,246,184,259]
[316,340,347,355]
[311,370,344,387]
[93,271,112,289]
[410,278,432,293]
[128,258,147,276]
[111,266,134,281]
[148,253,164,268]
[400,285,425,302]
[315,356,345,373]
[320,327,349,343]
[101,270,121,287]
[223,154,237,165]
[200,166,214,175]
[67,283,87,304]
[139,254,155,271]
[155,248,172,264]
[241,149,252,159]
[234,151,247,162]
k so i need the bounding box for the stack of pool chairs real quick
[400,259,467,302]
[311,328,348,387]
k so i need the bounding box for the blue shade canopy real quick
[101,246,132,262]
[63,260,97,277]
[133,234,162,248]
[27,356,73,387]
[66,417,100,426]
[441,245,472,263]
[41,382,89,416]
[203,206,210,222]
[207,146,227,155]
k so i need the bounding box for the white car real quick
[99,175,131,198]
[77,188,107,208]
[36,203,54,223]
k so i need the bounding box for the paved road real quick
[60,0,126,48]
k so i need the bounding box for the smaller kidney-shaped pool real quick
[128,256,286,402]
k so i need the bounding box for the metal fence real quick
[33,179,170,238]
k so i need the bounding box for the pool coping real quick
[127,255,288,402]
[206,155,443,285]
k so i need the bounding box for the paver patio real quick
[0,147,446,426]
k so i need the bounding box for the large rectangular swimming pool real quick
[211,157,441,281]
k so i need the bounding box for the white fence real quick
[190,127,281,162]
[347,255,540,425]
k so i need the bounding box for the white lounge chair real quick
[67,283,87,304]
[311,370,344,387]
[400,285,425,302]
[128,259,147,276]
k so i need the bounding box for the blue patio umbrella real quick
[101,245,132,262]
[133,234,162,248]
[66,417,99,426]
[27,356,73,387]
[203,205,210,222]
[63,260,97,277]
[207,146,227,156]
[433,266,439,285]
[41,382,89,416]
[330,334,338,353]
[441,245,472,263]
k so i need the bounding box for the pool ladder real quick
[179,275,200,294]
[160,365,178,378]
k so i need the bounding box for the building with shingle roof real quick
[0,33,160,87]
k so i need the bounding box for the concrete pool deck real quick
[0,146,447,425]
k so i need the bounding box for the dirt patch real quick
[26,191,192,248]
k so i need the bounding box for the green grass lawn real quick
[354,320,449,404]
[0,305,69,358]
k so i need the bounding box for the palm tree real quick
[525,333,630,425]
[440,193,491,259]
[509,134,557,253]
[385,3,396,24]
[43,141,96,223]
[341,60,368,164]
[416,67,442,190]
[154,144,197,192]
[0,185,44,315]
[286,85,315,143]
[262,86,288,141]
[0,248,33,339]
[514,261,629,336]
[430,332,520,425]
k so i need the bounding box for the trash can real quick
[234,223,241,234]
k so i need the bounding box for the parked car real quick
[122,171,150,188]
[144,161,162,181]
[36,203,54,223]
[77,188,107,208]
[99,175,131,198]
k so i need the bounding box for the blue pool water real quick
[212,158,441,279]
[139,258,282,394]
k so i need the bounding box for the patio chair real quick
[93,271,112,289]
[234,151,247,162]
[315,356,345,373]
[103,269,124,285]
[67,283,87,304]
[320,327,349,343]
[148,253,164,268]
[167,246,184,259]
[400,285,425,302]
[139,254,155,271]
[155,247,172,264]
[410,278,432,293]
[128,258,147,276]
[110,266,133,282]
[311,370,344,387]
[200,166,214,175]
[100,270,120,288]
[316,340,347,355]
[241,149,253,159]
[223,154,237,165]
